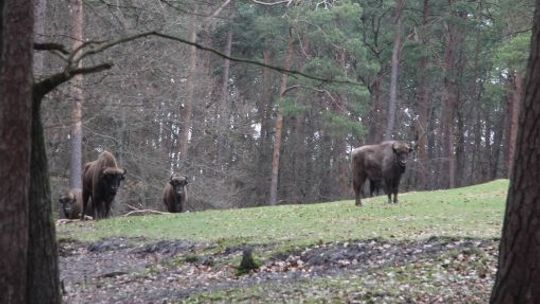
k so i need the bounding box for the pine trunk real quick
[269,38,294,205]
[490,4,540,302]
[179,9,198,162]
[367,74,386,144]
[415,0,431,189]
[507,72,523,177]
[69,0,83,189]
[385,0,405,140]
[217,28,232,165]
[0,0,34,302]
[441,0,461,188]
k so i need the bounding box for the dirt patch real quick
[60,237,498,303]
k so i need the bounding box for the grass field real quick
[57,180,509,303]
[58,179,508,246]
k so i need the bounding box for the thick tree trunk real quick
[69,0,83,189]
[0,0,33,302]
[490,5,540,302]
[385,0,405,140]
[179,9,198,162]
[269,38,294,205]
[27,95,61,304]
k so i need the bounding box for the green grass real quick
[57,179,508,248]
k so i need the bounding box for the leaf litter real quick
[60,236,498,303]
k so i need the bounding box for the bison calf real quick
[352,141,413,206]
[82,151,126,220]
[59,189,83,219]
[163,173,188,213]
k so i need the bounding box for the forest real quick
[38,0,533,211]
[2,0,540,303]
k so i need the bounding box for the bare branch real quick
[207,0,232,20]
[66,31,358,85]
[34,42,69,55]
[252,0,294,5]
[33,63,113,102]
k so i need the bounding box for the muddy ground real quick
[59,237,498,303]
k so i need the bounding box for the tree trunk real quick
[217,27,232,165]
[178,8,198,162]
[27,94,61,304]
[367,73,386,144]
[491,109,505,180]
[415,0,431,190]
[69,0,83,189]
[269,37,294,205]
[385,0,405,140]
[0,0,33,302]
[254,49,274,201]
[490,4,540,302]
[440,0,462,188]
[506,72,523,177]
[33,0,46,74]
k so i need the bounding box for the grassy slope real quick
[57,179,508,246]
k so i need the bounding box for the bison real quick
[82,151,126,220]
[352,141,413,206]
[59,189,83,219]
[163,173,188,213]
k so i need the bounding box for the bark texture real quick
[69,0,83,189]
[490,4,540,303]
[0,0,33,302]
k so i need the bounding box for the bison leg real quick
[353,174,366,206]
[104,200,112,218]
[82,191,90,220]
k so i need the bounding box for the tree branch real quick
[34,42,69,55]
[33,63,113,102]
[252,0,294,5]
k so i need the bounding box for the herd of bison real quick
[58,140,413,220]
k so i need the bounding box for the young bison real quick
[352,141,413,206]
[163,173,188,213]
[82,151,126,220]
[58,189,83,219]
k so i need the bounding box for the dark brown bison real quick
[82,151,126,219]
[59,189,83,219]
[352,141,413,206]
[163,173,188,213]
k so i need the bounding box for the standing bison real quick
[163,173,188,213]
[351,141,413,206]
[59,189,83,219]
[82,151,126,219]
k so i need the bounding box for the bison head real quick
[392,142,413,168]
[170,174,188,196]
[59,191,77,218]
[102,167,126,196]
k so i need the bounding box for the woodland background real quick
[40,0,533,213]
